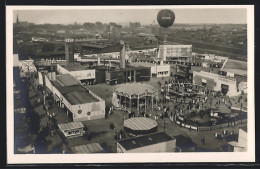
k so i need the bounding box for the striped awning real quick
[71,143,103,154]
[58,122,84,132]
[124,117,157,131]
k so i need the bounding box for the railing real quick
[174,114,247,131]
[198,126,211,131]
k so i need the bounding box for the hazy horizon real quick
[13,8,247,25]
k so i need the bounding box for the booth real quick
[58,122,84,138]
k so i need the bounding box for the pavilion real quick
[112,83,158,113]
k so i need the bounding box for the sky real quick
[13,8,247,25]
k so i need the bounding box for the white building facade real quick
[157,45,192,61]
[193,71,239,96]
[151,63,170,77]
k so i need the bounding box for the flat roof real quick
[71,143,103,154]
[221,59,247,76]
[56,85,99,105]
[115,83,156,96]
[194,71,236,81]
[174,135,197,149]
[62,63,91,71]
[118,132,175,151]
[58,122,84,131]
[54,74,80,87]
[130,62,154,68]
[130,62,170,68]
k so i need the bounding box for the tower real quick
[16,14,19,24]
[120,45,126,69]
[65,38,74,65]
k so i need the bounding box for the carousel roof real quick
[115,83,156,96]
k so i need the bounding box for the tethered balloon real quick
[157,9,175,28]
[157,9,175,43]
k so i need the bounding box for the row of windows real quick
[158,71,169,75]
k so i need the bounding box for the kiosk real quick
[58,122,84,138]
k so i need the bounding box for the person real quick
[223,129,227,135]
[203,138,206,145]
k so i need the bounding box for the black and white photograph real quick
[6,5,255,163]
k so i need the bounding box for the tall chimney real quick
[120,45,126,69]
[65,38,74,65]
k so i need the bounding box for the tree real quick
[95,22,103,30]
[83,22,96,31]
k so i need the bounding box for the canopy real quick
[124,117,157,134]
[58,122,84,131]
[115,83,156,96]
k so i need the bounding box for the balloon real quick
[157,9,175,28]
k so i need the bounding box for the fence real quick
[174,115,247,132]
[198,126,211,131]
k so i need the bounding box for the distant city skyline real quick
[13,8,247,25]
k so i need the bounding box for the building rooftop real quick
[62,63,91,71]
[221,59,247,76]
[194,71,237,81]
[58,122,84,131]
[118,132,175,151]
[174,135,197,150]
[129,62,155,68]
[53,74,80,87]
[115,83,156,96]
[56,85,99,105]
[71,143,104,154]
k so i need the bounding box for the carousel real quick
[112,83,158,113]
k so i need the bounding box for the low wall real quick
[174,113,247,131]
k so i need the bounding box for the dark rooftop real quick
[118,132,175,151]
[62,63,91,71]
[55,85,99,105]
[53,74,80,87]
[174,135,197,150]
[221,59,247,76]
[35,51,65,56]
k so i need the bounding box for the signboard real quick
[71,69,95,80]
